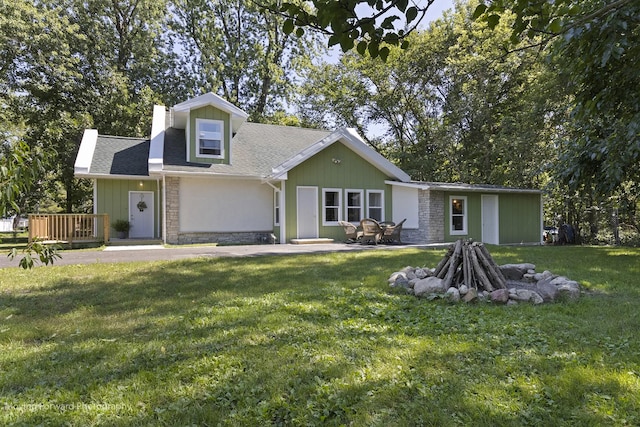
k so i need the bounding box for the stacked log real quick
[434,240,506,291]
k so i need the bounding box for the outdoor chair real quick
[360,218,384,245]
[338,220,363,243]
[381,218,406,244]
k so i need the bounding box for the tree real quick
[261,0,441,59]
[299,2,555,186]
[476,0,640,196]
[169,0,324,121]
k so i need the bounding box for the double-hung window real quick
[274,190,280,226]
[345,190,363,223]
[323,189,341,225]
[450,196,467,235]
[367,190,384,222]
[196,118,224,158]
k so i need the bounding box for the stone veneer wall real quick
[164,176,273,245]
[403,189,445,244]
[165,176,180,244]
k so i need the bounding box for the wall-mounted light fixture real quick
[331,157,341,165]
[139,181,144,187]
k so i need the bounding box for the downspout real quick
[156,178,161,240]
[280,181,286,244]
[162,174,167,245]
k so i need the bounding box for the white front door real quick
[297,186,318,239]
[481,195,499,244]
[129,191,154,238]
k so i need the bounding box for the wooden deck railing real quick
[29,214,110,244]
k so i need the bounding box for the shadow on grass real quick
[1,247,639,425]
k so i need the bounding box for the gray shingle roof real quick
[162,122,331,177]
[90,135,150,176]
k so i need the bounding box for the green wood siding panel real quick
[283,141,394,241]
[96,179,162,238]
[444,192,482,242]
[189,106,231,164]
[499,193,541,244]
[443,191,541,244]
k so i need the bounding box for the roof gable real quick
[172,92,248,132]
[268,128,410,182]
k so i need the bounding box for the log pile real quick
[433,239,507,291]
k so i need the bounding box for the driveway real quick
[0,242,443,269]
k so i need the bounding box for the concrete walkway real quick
[0,242,447,269]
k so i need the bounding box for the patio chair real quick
[360,218,384,245]
[338,220,363,243]
[381,218,406,244]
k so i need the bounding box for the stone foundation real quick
[176,231,274,245]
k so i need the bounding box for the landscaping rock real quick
[500,263,536,280]
[445,287,461,302]
[462,288,478,303]
[414,277,446,297]
[510,289,544,304]
[459,284,469,295]
[490,288,510,303]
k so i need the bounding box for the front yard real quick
[1,246,639,425]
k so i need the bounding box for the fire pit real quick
[388,240,581,304]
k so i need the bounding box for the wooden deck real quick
[29,214,110,245]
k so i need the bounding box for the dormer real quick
[170,93,249,164]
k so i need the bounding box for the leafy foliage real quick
[263,0,439,59]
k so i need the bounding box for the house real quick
[74,93,542,245]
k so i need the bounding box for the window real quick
[345,190,363,223]
[367,190,384,222]
[450,196,467,235]
[196,118,224,158]
[323,189,341,225]
[274,190,280,226]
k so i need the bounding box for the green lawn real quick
[1,246,639,426]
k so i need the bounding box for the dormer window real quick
[196,118,224,158]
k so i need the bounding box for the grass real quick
[0,245,639,426]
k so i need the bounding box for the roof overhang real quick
[74,129,98,175]
[386,181,542,194]
[171,92,249,132]
[268,128,411,182]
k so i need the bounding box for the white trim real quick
[172,92,248,133]
[386,180,542,194]
[162,174,167,245]
[148,105,165,172]
[280,181,286,244]
[344,189,364,223]
[366,189,385,222]
[186,113,191,162]
[195,118,225,159]
[322,188,342,225]
[269,128,410,182]
[74,129,98,174]
[74,173,156,180]
[92,179,97,215]
[156,178,161,239]
[450,195,468,236]
[273,188,281,226]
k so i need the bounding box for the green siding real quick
[189,106,231,164]
[499,193,541,244]
[283,141,394,242]
[443,191,541,244]
[96,179,162,238]
[444,193,482,242]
